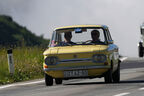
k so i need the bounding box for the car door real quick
[105,28,119,71]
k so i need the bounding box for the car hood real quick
[43,45,108,55]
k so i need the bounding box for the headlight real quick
[92,54,106,63]
[45,56,59,65]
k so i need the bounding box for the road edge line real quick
[0,80,44,90]
[120,57,128,62]
[114,92,130,96]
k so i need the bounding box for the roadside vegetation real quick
[0,15,49,85]
[0,47,46,85]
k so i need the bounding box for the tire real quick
[45,73,53,86]
[139,44,143,57]
[55,78,63,85]
[112,63,120,83]
[104,69,113,83]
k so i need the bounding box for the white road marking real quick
[114,92,130,96]
[139,87,144,90]
[0,85,13,89]
[0,80,44,90]
[120,57,128,62]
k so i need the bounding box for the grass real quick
[0,47,45,85]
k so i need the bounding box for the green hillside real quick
[0,15,49,47]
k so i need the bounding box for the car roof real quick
[55,24,108,31]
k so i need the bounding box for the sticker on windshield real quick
[75,28,82,33]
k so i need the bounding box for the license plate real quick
[64,70,88,77]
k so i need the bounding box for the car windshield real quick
[50,28,108,47]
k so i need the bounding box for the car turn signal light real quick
[44,65,48,68]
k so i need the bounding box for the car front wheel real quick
[45,73,53,86]
[104,69,113,83]
[55,78,63,85]
[112,64,120,83]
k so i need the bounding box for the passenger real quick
[64,32,75,45]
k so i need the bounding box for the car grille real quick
[60,58,92,63]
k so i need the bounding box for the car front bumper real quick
[44,65,110,78]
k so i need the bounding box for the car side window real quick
[105,29,112,41]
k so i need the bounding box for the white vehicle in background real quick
[138,23,144,57]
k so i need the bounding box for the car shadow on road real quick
[64,82,105,85]
[64,80,144,86]
[119,80,144,84]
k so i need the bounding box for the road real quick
[0,57,144,96]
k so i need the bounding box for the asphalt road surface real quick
[0,57,144,96]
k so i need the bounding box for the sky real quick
[0,0,144,57]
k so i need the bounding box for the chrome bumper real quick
[44,65,110,71]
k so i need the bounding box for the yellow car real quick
[43,25,120,86]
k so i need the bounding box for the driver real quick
[91,30,103,44]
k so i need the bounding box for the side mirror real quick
[108,40,114,44]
